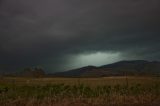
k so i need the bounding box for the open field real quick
[0,76,160,106]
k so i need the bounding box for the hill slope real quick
[52,60,160,77]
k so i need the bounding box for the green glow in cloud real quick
[65,52,123,70]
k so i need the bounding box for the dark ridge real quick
[52,60,160,77]
[100,60,149,68]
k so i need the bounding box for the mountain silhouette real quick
[52,60,160,77]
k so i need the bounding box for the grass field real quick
[0,76,160,106]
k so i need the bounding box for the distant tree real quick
[22,67,45,78]
[23,67,34,77]
[33,67,45,78]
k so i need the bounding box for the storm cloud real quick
[0,0,160,72]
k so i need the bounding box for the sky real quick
[0,0,160,73]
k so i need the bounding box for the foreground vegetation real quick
[0,76,159,106]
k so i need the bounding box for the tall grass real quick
[0,77,159,106]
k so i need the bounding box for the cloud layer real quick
[0,0,160,72]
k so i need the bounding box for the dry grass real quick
[0,76,159,106]
[2,96,160,106]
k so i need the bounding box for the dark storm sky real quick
[0,0,160,72]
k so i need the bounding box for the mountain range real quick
[52,60,160,77]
